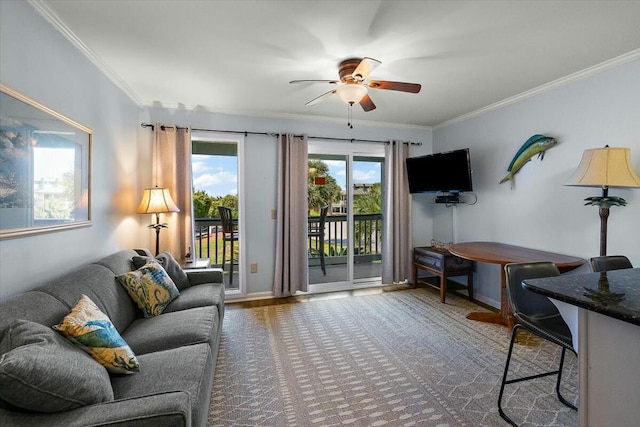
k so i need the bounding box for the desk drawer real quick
[413,247,473,273]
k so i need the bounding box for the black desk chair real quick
[218,206,239,286]
[308,205,329,275]
[498,262,577,426]
[589,255,633,272]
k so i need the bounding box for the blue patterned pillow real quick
[53,294,140,375]
[132,250,189,290]
[117,260,180,317]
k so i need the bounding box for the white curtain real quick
[274,133,309,297]
[153,124,195,261]
[382,141,412,284]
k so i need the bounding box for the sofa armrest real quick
[0,391,191,427]
[186,268,224,286]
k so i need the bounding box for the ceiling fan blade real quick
[359,94,376,112]
[368,80,421,93]
[290,79,339,84]
[305,89,337,106]
[352,57,381,81]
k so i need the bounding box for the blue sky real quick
[191,155,381,197]
[324,160,381,189]
[192,154,238,198]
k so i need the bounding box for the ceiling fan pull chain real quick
[348,102,354,129]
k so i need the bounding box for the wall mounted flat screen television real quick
[406,148,473,194]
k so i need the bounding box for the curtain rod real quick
[140,123,422,146]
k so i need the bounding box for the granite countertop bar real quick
[523,268,640,326]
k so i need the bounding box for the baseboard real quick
[225,291,273,302]
[472,295,499,310]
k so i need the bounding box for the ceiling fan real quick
[290,57,421,127]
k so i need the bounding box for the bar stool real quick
[218,206,238,286]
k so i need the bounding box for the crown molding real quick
[144,103,433,132]
[434,49,640,131]
[29,0,143,105]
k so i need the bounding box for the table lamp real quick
[565,146,640,256]
[137,186,180,255]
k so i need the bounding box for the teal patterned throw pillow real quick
[117,260,180,317]
[53,294,140,375]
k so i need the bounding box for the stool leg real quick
[221,238,227,284]
[229,239,234,286]
[439,274,446,303]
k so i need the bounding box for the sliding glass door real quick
[190,132,244,294]
[308,141,385,291]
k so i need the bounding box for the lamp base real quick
[147,214,169,256]
[598,207,609,257]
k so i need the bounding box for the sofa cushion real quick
[133,250,190,291]
[117,261,180,317]
[111,343,213,427]
[164,283,225,315]
[0,291,69,339]
[123,306,217,355]
[53,295,140,374]
[92,249,141,276]
[0,320,114,412]
[38,264,137,333]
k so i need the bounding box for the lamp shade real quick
[565,147,640,188]
[137,187,180,214]
[336,84,368,104]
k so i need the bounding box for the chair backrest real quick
[589,255,633,272]
[319,205,329,226]
[505,262,561,320]
[217,206,235,234]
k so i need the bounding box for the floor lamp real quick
[565,146,640,256]
[137,186,180,256]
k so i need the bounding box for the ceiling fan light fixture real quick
[336,84,367,104]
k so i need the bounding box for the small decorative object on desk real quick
[430,239,452,250]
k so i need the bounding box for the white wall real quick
[0,2,142,298]
[145,108,433,295]
[431,59,640,307]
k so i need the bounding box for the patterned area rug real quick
[209,288,577,426]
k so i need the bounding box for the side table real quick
[182,258,211,270]
[413,246,474,303]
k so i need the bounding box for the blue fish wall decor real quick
[499,134,557,187]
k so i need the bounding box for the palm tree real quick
[307,159,341,214]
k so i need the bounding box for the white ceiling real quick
[37,0,640,128]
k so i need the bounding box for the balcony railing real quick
[193,218,228,267]
[193,214,383,270]
[308,213,383,267]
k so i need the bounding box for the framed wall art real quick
[0,84,92,239]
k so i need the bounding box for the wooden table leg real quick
[466,263,513,330]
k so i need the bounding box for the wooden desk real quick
[413,246,474,303]
[448,242,585,329]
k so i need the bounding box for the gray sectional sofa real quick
[0,249,224,426]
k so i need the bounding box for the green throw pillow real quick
[132,250,189,290]
[0,319,114,412]
[117,260,180,317]
[53,294,140,374]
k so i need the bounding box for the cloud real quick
[193,169,237,197]
[324,160,345,168]
[193,170,237,187]
[191,160,210,174]
[353,169,377,182]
